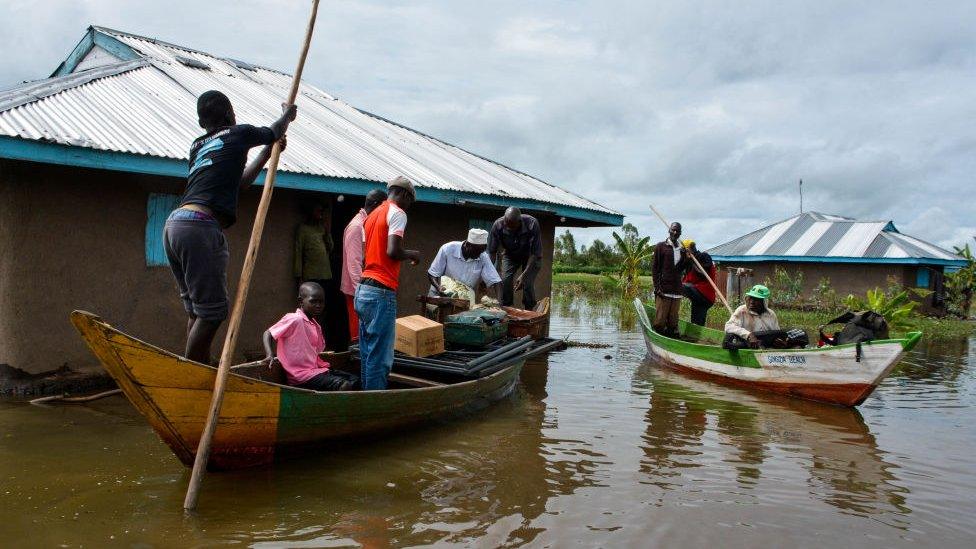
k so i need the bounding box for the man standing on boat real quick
[681,239,717,326]
[488,207,543,310]
[651,222,689,337]
[340,189,388,344]
[164,90,296,364]
[355,177,421,390]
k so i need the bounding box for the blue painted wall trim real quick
[712,254,966,267]
[52,27,140,77]
[52,30,94,77]
[145,193,181,266]
[0,136,623,226]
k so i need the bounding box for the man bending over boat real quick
[724,285,780,349]
[164,90,297,363]
[263,282,359,391]
[427,228,502,304]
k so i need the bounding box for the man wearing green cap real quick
[724,284,780,348]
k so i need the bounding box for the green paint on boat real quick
[638,301,762,369]
[901,331,923,352]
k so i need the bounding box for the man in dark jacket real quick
[651,222,689,337]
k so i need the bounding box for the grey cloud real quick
[0,0,973,251]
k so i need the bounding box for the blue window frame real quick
[915,268,930,288]
[145,193,181,266]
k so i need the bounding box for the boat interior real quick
[230,337,567,391]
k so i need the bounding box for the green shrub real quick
[843,287,919,330]
[812,277,840,311]
[764,267,804,308]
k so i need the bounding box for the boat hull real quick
[70,311,524,470]
[633,298,920,407]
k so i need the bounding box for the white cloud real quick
[495,17,596,58]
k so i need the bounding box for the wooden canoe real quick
[70,310,528,470]
[633,298,921,407]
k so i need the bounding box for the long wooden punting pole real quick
[183,0,321,511]
[648,204,734,315]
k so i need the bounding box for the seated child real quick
[263,282,358,391]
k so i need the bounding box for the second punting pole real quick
[648,204,734,314]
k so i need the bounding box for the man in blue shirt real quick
[164,90,297,363]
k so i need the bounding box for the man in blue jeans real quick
[354,177,420,389]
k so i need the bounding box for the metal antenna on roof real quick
[183,0,321,512]
[799,178,803,214]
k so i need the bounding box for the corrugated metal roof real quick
[707,211,965,264]
[0,26,618,221]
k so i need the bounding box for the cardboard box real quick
[395,315,445,357]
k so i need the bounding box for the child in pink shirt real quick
[263,282,358,391]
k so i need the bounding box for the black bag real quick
[819,311,889,346]
[722,332,749,350]
[784,328,810,348]
[723,328,809,350]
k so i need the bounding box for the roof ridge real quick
[92,26,290,77]
[0,59,149,112]
[92,25,210,58]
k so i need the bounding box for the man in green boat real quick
[724,284,781,349]
[652,222,689,337]
[263,282,359,391]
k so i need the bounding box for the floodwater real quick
[1,290,974,548]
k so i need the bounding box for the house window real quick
[145,193,182,266]
[915,267,930,288]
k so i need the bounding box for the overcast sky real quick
[2,0,974,251]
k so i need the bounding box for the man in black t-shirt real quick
[163,90,297,363]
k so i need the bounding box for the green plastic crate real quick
[444,309,509,347]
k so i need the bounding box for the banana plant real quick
[611,232,652,298]
[843,287,919,329]
[945,243,975,317]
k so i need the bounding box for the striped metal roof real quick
[707,212,965,265]
[0,26,619,224]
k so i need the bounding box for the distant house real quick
[707,212,966,314]
[0,26,621,387]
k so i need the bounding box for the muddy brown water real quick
[1,290,974,547]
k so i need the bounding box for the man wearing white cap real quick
[427,228,502,301]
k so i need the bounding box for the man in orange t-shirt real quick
[354,176,421,390]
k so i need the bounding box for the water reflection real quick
[552,287,636,332]
[228,355,605,547]
[879,337,974,410]
[635,361,910,521]
[2,286,974,546]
